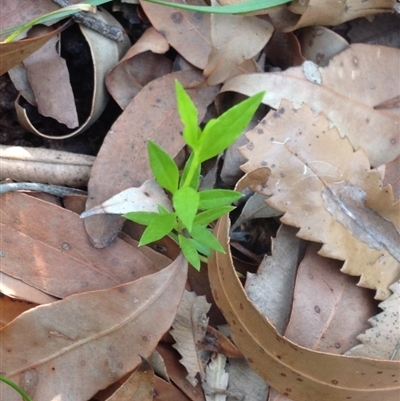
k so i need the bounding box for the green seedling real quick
[0,376,33,401]
[124,81,264,269]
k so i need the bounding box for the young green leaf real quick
[194,206,235,226]
[123,211,160,226]
[198,189,243,210]
[196,91,265,163]
[147,140,179,194]
[190,239,212,257]
[139,212,176,246]
[190,224,225,253]
[173,186,199,231]
[178,234,201,270]
[180,152,201,190]
[175,80,199,149]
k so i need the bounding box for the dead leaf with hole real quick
[0,145,94,187]
[209,213,400,401]
[284,242,377,354]
[0,192,163,299]
[203,5,273,85]
[171,290,212,387]
[0,255,187,401]
[269,0,395,32]
[221,43,400,167]
[346,279,400,360]
[140,0,211,69]
[84,69,218,248]
[240,101,400,300]
[106,27,172,110]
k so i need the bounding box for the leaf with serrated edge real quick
[346,279,400,360]
[0,256,187,401]
[240,100,400,300]
[170,290,211,387]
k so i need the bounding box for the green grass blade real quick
[140,0,292,14]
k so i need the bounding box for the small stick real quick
[51,0,125,42]
[0,182,86,197]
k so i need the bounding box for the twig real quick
[51,0,124,42]
[0,182,87,197]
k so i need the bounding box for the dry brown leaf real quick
[0,145,94,187]
[171,290,212,386]
[140,0,211,69]
[269,0,395,32]
[106,27,172,109]
[21,28,78,128]
[297,26,349,67]
[285,242,377,354]
[0,23,68,76]
[383,155,400,200]
[154,375,192,401]
[346,279,400,360]
[240,101,400,300]
[204,7,273,85]
[0,192,163,298]
[0,256,187,401]
[105,358,154,401]
[209,213,400,401]
[156,343,206,401]
[245,224,303,335]
[221,44,400,167]
[15,10,130,139]
[85,69,218,248]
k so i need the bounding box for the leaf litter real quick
[1,1,400,400]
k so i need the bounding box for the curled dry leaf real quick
[269,0,395,32]
[208,214,400,401]
[171,290,212,387]
[15,9,130,139]
[203,354,228,401]
[81,179,172,218]
[240,101,400,300]
[221,44,400,167]
[0,255,188,401]
[0,145,94,187]
[346,279,400,360]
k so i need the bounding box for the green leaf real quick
[175,80,199,150]
[196,92,265,163]
[180,152,201,190]
[139,212,176,246]
[140,0,292,15]
[190,224,224,253]
[198,189,243,210]
[179,234,201,270]
[147,140,179,194]
[123,211,160,226]
[173,186,199,231]
[190,239,212,257]
[194,206,234,226]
